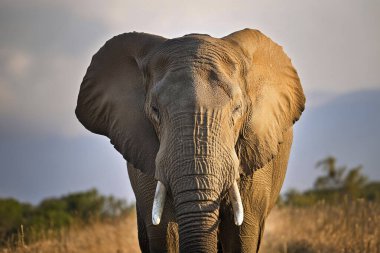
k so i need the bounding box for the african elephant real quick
[75,28,305,253]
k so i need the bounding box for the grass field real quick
[2,215,139,253]
[261,200,380,253]
[3,200,379,253]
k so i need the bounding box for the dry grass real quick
[3,200,379,253]
[261,200,380,253]
[2,214,139,253]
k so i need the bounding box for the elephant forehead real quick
[153,68,235,111]
[149,39,243,108]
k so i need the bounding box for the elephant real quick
[75,28,305,253]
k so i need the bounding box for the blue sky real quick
[0,0,379,204]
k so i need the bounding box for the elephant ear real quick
[76,32,166,177]
[224,29,305,174]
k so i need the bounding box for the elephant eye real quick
[151,105,160,123]
[232,104,242,115]
[231,104,242,127]
[152,105,159,114]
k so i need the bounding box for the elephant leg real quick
[219,170,271,253]
[140,197,178,252]
[136,204,150,253]
[217,240,223,253]
[127,162,178,253]
[219,129,293,252]
[267,128,293,213]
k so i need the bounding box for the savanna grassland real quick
[3,200,379,253]
[261,200,380,253]
[2,157,379,252]
[3,213,139,253]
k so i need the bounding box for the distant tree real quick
[314,156,367,199]
[314,156,346,190]
[284,156,376,206]
[0,199,32,245]
[35,198,72,229]
[342,165,367,198]
[102,196,131,218]
[0,199,23,242]
[362,182,380,201]
[63,189,106,222]
[0,189,134,246]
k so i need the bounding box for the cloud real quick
[0,51,92,137]
[0,0,379,138]
[0,1,109,137]
[1,50,31,77]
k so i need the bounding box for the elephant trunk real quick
[152,112,243,251]
[173,174,221,253]
[177,202,219,252]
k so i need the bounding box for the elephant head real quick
[76,29,305,252]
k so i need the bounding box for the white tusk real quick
[229,181,244,226]
[152,181,167,225]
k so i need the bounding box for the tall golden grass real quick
[261,199,380,253]
[2,214,139,253]
[3,200,379,253]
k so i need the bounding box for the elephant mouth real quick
[152,180,244,226]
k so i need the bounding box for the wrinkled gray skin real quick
[76,28,305,253]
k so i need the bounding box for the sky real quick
[0,0,379,204]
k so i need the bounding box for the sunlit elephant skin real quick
[76,28,305,253]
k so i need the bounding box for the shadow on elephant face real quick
[143,37,245,191]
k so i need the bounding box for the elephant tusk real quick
[152,181,167,225]
[229,181,244,226]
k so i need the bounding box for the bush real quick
[0,189,134,247]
